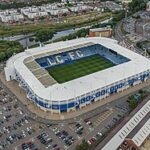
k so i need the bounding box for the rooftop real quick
[127,112,150,139]
[90,27,112,32]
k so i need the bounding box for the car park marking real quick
[93,109,113,127]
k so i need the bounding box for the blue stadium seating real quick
[35,44,130,69]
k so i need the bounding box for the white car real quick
[87,140,92,145]
[25,120,29,124]
[86,121,92,126]
[9,136,13,141]
[97,132,102,136]
[27,127,30,132]
[46,144,52,149]
[55,130,60,135]
[19,110,23,115]
[3,127,6,131]
[52,127,58,132]
[23,133,26,137]
[6,129,10,133]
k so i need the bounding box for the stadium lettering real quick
[76,50,84,58]
[95,92,101,97]
[68,50,84,60]
[68,52,75,60]
[55,55,64,64]
[47,58,57,66]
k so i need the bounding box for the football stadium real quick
[4,37,150,113]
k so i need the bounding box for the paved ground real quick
[141,138,150,150]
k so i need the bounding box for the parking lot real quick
[6,70,150,150]
[0,78,134,150]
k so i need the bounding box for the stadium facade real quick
[4,37,150,113]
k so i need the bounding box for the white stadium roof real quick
[6,37,150,101]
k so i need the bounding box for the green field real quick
[47,55,115,83]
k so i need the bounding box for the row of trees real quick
[0,40,24,62]
[0,12,111,37]
[0,0,60,10]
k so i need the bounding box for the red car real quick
[88,137,96,145]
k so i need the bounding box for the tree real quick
[6,49,13,58]
[80,32,87,37]
[0,52,5,61]
[35,29,54,43]
[129,100,137,109]
[75,140,89,150]
[128,0,148,13]
[139,90,144,94]
[0,40,24,62]
[29,37,35,42]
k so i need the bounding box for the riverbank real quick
[0,17,112,48]
[0,12,111,37]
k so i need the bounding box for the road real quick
[115,19,146,56]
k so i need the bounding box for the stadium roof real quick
[7,37,150,101]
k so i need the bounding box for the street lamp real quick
[143,47,148,57]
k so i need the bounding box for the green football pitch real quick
[47,55,115,83]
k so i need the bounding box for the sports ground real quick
[47,54,115,83]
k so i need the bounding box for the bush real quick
[35,29,55,43]
[0,52,6,61]
[0,40,24,62]
[129,100,137,109]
